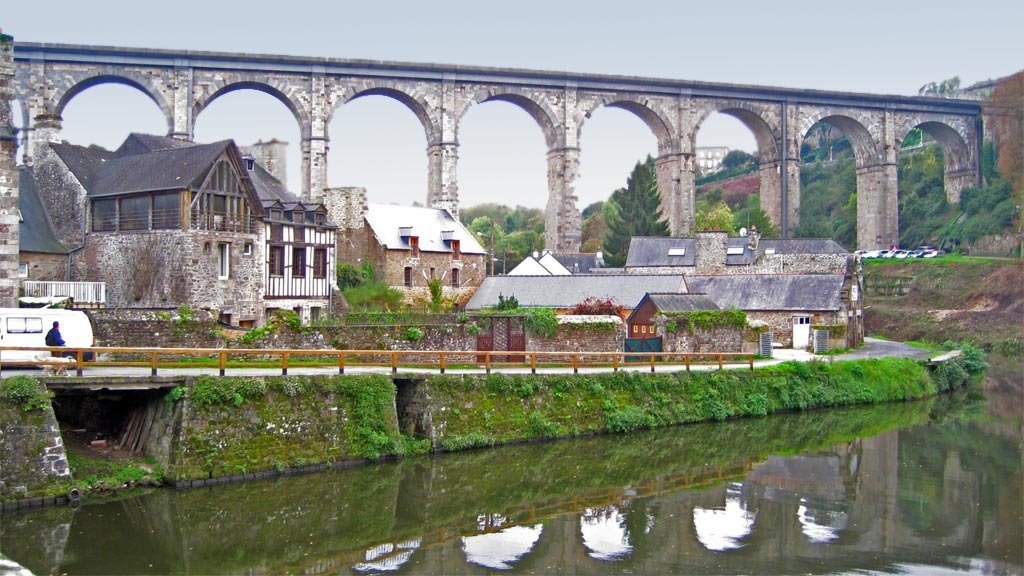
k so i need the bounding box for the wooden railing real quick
[0,346,758,378]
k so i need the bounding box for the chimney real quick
[241,139,288,184]
[695,231,728,273]
[747,225,760,250]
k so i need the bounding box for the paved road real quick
[0,338,937,382]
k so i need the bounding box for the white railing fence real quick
[21,281,106,306]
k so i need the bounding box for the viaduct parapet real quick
[11,42,983,250]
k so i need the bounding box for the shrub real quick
[403,327,424,342]
[0,376,51,412]
[428,278,444,313]
[527,411,561,438]
[570,296,624,316]
[496,293,519,310]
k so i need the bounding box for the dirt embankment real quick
[864,258,1023,355]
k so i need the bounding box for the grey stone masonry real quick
[12,41,982,250]
[0,32,18,307]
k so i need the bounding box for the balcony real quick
[21,281,106,308]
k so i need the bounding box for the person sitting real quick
[45,321,66,348]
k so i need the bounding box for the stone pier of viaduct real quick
[9,41,983,250]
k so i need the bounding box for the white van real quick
[0,308,95,365]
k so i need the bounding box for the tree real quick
[602,157,670,266]
[695,202,736,234]
[721,150,756,170]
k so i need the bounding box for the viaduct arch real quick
[11,42,983,250]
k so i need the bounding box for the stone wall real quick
[526,316,624,356]
[963,233,1021,257]
[653,316,743,353]
[0,32,18,308]
[746,310,847,347]
[0,382,72,502]
[170,374,400,482]
[77,230,263,321]
[90,308,222,349]
[20,251,65,282]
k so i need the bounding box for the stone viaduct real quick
[10,42,983,250]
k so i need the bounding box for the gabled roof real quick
[364,204,485,254]
[465,274,685,310]
[87,140,233,197]
[113,133,195,156]
[685,275,845,311]
[643,292,721,313]
[550,252,604,273]
[508,255,567,276]
[18,168,68,254]
[50,143,113,190]
[624,237,696,268]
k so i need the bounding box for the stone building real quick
[329,192,486,303]
[0,31,17,307]
[17,167,67,282]
[28,133,336,326]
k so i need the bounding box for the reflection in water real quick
[2,382,1020,575]
[797,499,848,543]
[693,483,756,551]
[462,525,542,570]
[352,539,421,573]
[580,506,633,560]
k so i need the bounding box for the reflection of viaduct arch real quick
[12,41,983,252]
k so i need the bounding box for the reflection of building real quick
[696,146,730,173]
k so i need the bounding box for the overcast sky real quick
[4,0,1021,211]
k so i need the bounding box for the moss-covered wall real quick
[415,358,947,451]
[0,378,73,503]
[168,374,402,482]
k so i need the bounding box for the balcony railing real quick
[190,209,258,234]
[21,281,106,306]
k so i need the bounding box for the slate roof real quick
[364,204,485,254]
[18,168,67,254]
[551,252,604,273]
[49,143,113,190]
[87,140,232,197]
[758,238,848,255]
[624,237,696,267]
[684,275,845,311]
[51,137,235,197]
[248,161,298,202]
[644,292,721,312]
[465,274,685,310]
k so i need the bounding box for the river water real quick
[2,360,1021,576]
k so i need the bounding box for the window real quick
[270,209,283,221]
[243,242,253,256]
[270,224,284,242]
[218,243,230,279]
[409,236,420,258]
[152,192,180,229]
[7,317,43,334]
[451,239,461,260]
[18,262,28,278]
[292,247,306,277]
[313,248,328,278]
[269,246,285,276]
[404,266,412,287]
[310,307,321,322]
[119,196,151,231]
[315,212,326,225]
[93,199,117,231]
[430,267,435,280]
[451,268,459,287]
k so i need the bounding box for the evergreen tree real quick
[602,156,669,266]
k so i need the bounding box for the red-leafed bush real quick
[570,296,624,316]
